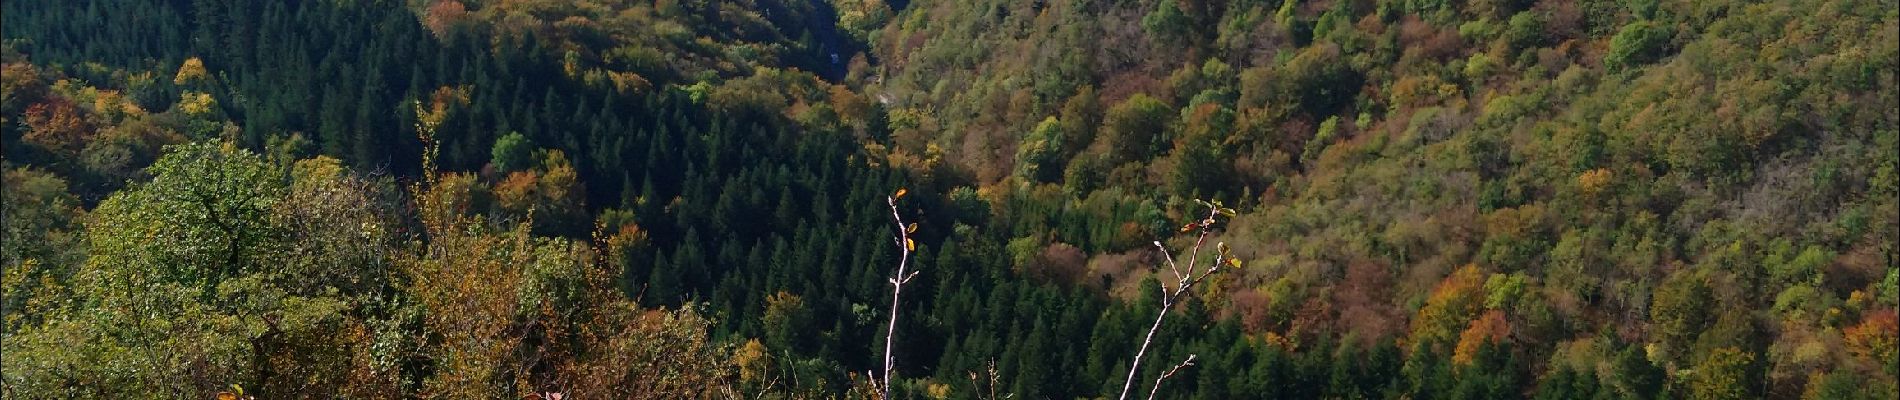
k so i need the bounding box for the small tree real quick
[1118,199,1239,400]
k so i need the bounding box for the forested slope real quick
[1,0,1895,399]
[862,0,1899,397]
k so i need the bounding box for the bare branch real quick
[1154,240,1182,287]
[1145,355,1197,400]
[879,192,919,400]
[1117,200,1232,400]
[966,358,1009,400]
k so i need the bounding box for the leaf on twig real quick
[906,223,918,234]
[894,188,908,199]
[905,238,915,251]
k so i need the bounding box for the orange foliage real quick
[21,99,93,157]
[605,223,649,254]
[1453,310,1511,365]
[408,159,730,396]
[1262,331,1297,351]
[1411,264,1488,347]
[424,0,470,39]
[1844,309,1897,366]
[605,70,651,94]
[416,85,470,136]
[496,171,541,213]
[1,62,49,114]
[830,84,868,123]
[1388,74,1460,109]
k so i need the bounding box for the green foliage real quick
[1614,345,1666,399]
[89,141,284,293]
[1015,116,1067,183]
[3,141,369,397]
[1100,94,1173,163]
[2,0,1895,397]
[1504,11,1549,51]
[1169,103,1237,198]
[1302,116,1341,165]
[1651,271,1715,360]
[489,131,533,173]
[1142,0,1192,41]
[1482,272,1527,310]
[1606,21,1673,71]
[1683,347,1758,400]
[1,167,83,312]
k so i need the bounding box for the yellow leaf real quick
[894,188,908,198]
[905,238,916,251]
[906,223,918,233]
[218,393,237,400]
[1227,258,1243,268]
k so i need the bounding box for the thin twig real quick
[1157,240,1183,285]
[1145,355,1196,400]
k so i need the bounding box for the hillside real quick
[2,0,1896,398]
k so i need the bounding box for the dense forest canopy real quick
[2,0,1896,398]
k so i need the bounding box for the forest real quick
[0,0,1895,398]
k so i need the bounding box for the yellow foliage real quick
[174,57,208,85]
[1411,264,1488,347]
[291,156,348,189]
[88,89,143,121]
[1263,331,1298,351]
[926,382,952,399]
[606,70,651,95]
[734,339,770,384]
[178,91,218,116]
[418,172,489,230]
[1389,74,1462,108]
[1577,168,1613,197]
